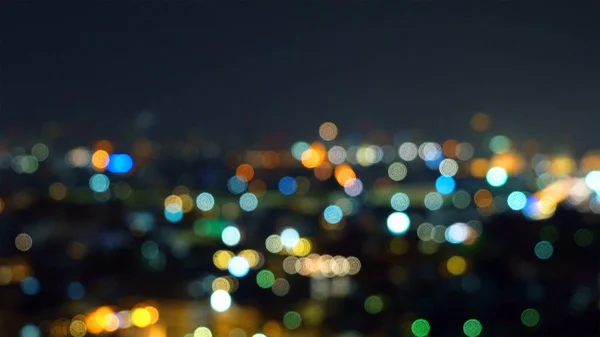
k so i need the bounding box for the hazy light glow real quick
[210,290,232,312]
[222,226,241,246]
[387,212,410,235]
[228,256,250,277]
[486,167,508,187]
[281,228,300,248]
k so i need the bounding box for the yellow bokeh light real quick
[446,256,467,276]
[69,319,87,337]
[180,194,194,213]
[290,238,312,256]
[212,277,231,292]
[239,249,261,268]
[146,306,160,325]
[213,250,234,270]
[164,195,183,212]
[131,307,152,328]
[91,150,110,170]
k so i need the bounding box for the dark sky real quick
[2,0,600,151]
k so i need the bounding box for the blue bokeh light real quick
[20,324,40,337]
[21,277,40,295]
[89,174,110,193]
[507,191,527,211]
[67,282,86,300]
[323,205,343,224]
[278,176,298,195]
[435,176,456,195]
[164,209,184,223]
[106,153,134,174]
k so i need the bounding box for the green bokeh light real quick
[521,308,540,327]
[364,295,384,314]
[283,311,302,330]
[411,319,431,337]
[256,270,275,289]
[463,319,482,337]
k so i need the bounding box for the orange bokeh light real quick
[236,164,255,181]
[334,164,356,186]
[92,150,110,170]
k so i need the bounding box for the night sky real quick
[3,0,600,151]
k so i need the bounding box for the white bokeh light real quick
[210,290,232,312]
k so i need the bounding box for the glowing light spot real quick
[521,308,540,327]
[278,176,297,195]
[446,223,469,244]
[328,146,347,164]
[67,281,86,300]
[439,158,459,176]
[399,142,418,161]
[534,241,553,260]
[463,319,482,337]
[387,212,410,235]
[222,226,241,247]
[15,233,33,252]
[92,150,110,170]
[106,153,134,174]
[239,192,258,212]
[283,311,302,329]
[489,135,511,154]
[319,122,338,141]
[585,170,600,192]
[388,162,408,181]
[364,295,383,314]
[20,324,40,337]
[228,175,248,194]
[411,319,431,337]
[281,228,300,248]
[132,308,152,328]
[435,176,456,195]
[424,192,444,210]
[89,174,110,193]
[323,205,343,224]
[164,209,183,223]
[390,193,410,211]
[447,256,467,275]
[196,192,215,211]
[344,178,363,197]
[256,270,275,288]
[21,277,40,295]
[228,256,250,278]
[486,167,508,187]
[291,142,310,160]
[507,191,527,210]
[210,290,232,312]
[236,164,255,181]
[194,327,212,337]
